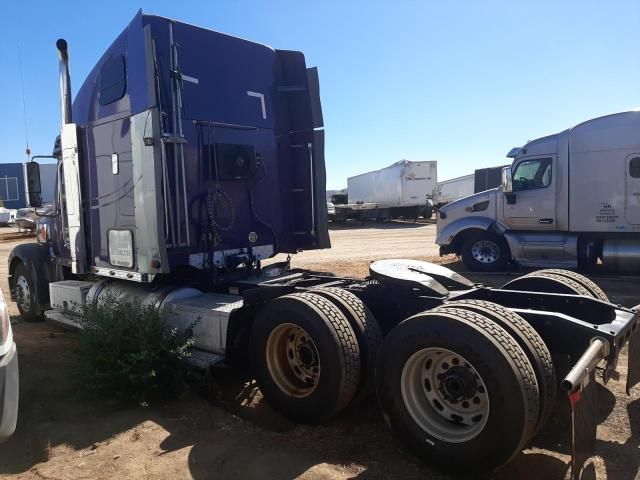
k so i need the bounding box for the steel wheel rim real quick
[471,240,500,264]
[16,275,31,312]
[401,348,490,443]
[266,323,321,398]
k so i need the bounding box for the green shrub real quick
[74,294,195,406]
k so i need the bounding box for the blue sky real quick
[1,1,638,189]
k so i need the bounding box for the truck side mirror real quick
[501,166,513,193]
[26,161,43,208]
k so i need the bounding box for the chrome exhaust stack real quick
[55,39,72,125]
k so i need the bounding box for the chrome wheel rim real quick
[471,240,500,264]
[401,348,490,443]
[266,323,321,398]
[16,275,31,312]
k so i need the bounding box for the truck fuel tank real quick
[602,239,640,272]
[53,279,243,355]
[85,280,201,310]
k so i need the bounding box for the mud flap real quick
[626,326,640,395]
[569,369,598,480]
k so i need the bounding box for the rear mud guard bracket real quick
[626,322,640,394]
[569,370,599,480]
[563,338,609,480]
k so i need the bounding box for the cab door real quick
[626,155,640,224]
[503,155,556,230]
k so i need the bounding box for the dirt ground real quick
[1,222,640,480]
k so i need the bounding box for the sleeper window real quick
[99,55,126,105]
[630,157,640,178]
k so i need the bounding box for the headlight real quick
[0,290,12,357]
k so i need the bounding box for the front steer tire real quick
[376,308,539,474]
[13,263,43,322]
[460,231,511,272]
[250,292,360,423]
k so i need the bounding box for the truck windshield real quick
[512,158,552,191]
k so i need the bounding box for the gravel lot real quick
[1,222,639,480]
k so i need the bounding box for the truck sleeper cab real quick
[8,11,640,478]
[9,10,329,320]
[436,110,640,272]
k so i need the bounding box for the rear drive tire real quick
[311,287,382,402]
[250,292,360,422]
[502,272,592,297]
[460,232,510,272]
[524,269,609,302]
[436,300,556,436]
[13,263,42,322]
[376,308,539,474]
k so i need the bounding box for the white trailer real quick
[344,160,437,220]
[434,174,474,207]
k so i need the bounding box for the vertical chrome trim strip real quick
[60,123,87,273]
[180,144,190,246]
[168,23,182,246]
[168,21,190,247]
[22,164,30,207]
[308,142,315,237]
[161,140,175,246]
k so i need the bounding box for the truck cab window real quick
[98,55,126,105]
[630,157,640,178]
[512,158,552,191]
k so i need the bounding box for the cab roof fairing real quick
[71,11,151,126]
[505,110,640,161]
[70,10,312,132]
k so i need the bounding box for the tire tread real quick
[438,300,555,436]
[431,307,540,453]
[311,287,382,400]
[287,292,361,413]
[526,269,608,302]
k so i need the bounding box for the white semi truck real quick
[436,110,640,272]
[338,160,437,220]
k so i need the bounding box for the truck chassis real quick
[20,258,640,477]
